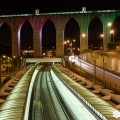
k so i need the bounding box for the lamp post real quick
[71,39,76,55]
[103,56,106,86]
[110,29,114,42]
[100,34,104,50]
[64,41,67,55]
[13,55,16,71]
[67,40,70,55]
[7,57,10,74]
[107,22,112,41]
[92,52,98,84]
[20,57,23,69]
[79,51,81,68]
[93,58,97,84]
[64,40,70,55]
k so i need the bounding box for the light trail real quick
[51,69,99,120]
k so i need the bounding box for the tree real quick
[107,42,116,50]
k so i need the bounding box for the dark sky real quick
[0,0,120,15]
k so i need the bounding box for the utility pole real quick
[92,52,98,84]
[93,58,96,84]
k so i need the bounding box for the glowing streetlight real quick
[107,22,112,27]
[100,34,104,50]
[64,41,66,44]
[110,29,114,34]
[110,29,114,42]
[64,40,70,55]
[73,39,76,42]
[67,40,70,43]
[107,22,113,41]
[82,33,86,38]
[64,41,67,55]
[71,39,76,55]
[100,34,104,38]
[71,39,76,48]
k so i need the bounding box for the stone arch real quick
[88,17,103,50]
[18,20,33,56]
[64,18,80,55]
[0,22,12,56]
[41,19,56,57]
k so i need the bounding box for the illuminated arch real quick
[18,20,33,56]
[64,18,80,55]
[0,22,12,56]
[42,19,56,57]
[88,17,103,50]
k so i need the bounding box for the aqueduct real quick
[0,8,120,57]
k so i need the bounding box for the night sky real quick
[0,0,120,15]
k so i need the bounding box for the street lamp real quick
[78,33,86,66]
[110,29,114,42]
[93,57,96,84]
[107,22,112,27]
[92,52,99,84]
[103,56,106,86]
[73,39,76,42]
[107,22,112,41]
[79,51,82,69]
[67,40,70,44]
[100,34,104,50]
[100,34,104,38]
[64,40,70,55]
[71,39,76,55]
[72,39,76,51]
[64,41,67,55]
[71,39,76,48]
[82,33,86,38]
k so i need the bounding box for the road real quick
[69,56,120,93]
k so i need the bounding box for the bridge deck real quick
[26,58,62,63]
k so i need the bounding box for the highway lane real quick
[69,56,120,92]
